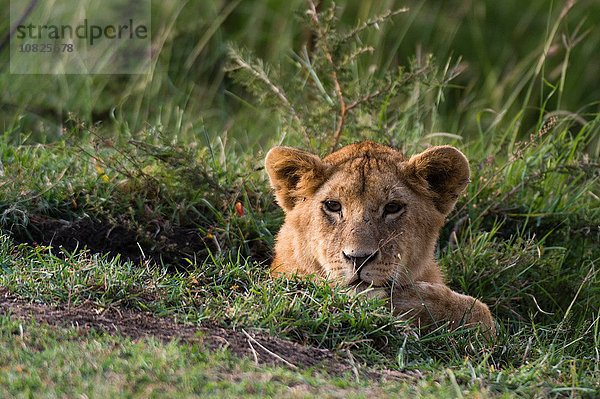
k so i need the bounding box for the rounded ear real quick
[265,146,327,212]
[406,146,470,214]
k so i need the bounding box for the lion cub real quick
[265,141,495,335]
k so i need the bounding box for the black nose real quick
[343,251,378,270]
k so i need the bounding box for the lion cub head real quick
[265,141,469,288]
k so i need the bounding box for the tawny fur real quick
[265,141,495,335]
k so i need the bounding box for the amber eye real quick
[323,200,342,213]
[384,202,404,215]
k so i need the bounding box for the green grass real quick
[0,0,599,397]
[0,209,597,397]
[2,318,428,399]
[5,319,539,399]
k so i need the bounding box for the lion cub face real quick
[265,141,470,288]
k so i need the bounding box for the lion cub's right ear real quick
[265,146,327,212]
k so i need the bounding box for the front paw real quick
[462,299,496,338]
[391,282,496,338]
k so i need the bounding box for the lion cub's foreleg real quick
[390,282,495,336]
[352,281,495,335]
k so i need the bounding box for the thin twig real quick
[341,7,409,42]
[346,66,428,112]
[307,1,347,150]
[241,329,298,369]
[346,88,386,112]
[246,336,259,365]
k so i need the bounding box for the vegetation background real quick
[0,0,598,397]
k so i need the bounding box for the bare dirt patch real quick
[0,289,413,381]
[10,214,271,269]
[11,214,217,268]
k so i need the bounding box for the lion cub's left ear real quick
[265,146,327,212]
[406,146,470,214]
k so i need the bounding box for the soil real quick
[11,213,273,269]
[11,214,220,269]
[0,289,414,381]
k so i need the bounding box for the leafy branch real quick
[226,47,309,143]
[227,1,445,151]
